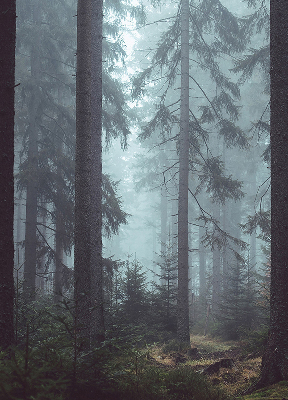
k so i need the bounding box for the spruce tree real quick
[132,0,248,342]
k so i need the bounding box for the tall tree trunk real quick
[212,201,221,314]
[90,0,104,343]
[250,150,257,271]
[171,190,178,261]
[0,0,16,349]
[177,0,190,343]
[221,143,232,294]
[55,153,64,303]
[252,0,288,389]
[74,0,104,346]
[23,5,41,301]
[75,0,93,346]
[199,224,206,299]
[37,198,46,294]
[54,87,65,303]
[160,185,168,284]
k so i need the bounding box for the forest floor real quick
[144,334,288,400]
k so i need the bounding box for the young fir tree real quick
[153,243,178,334]
[0,0,16,349]
[118,259,149,325]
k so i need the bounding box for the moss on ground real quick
[236,381,288,399]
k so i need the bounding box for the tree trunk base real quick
[244,343,288,395]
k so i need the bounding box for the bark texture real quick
[90,0,105,343]
[74,0,104,346]
[177,0,190,343]
[0,0,16,348]
[75,0,93,345]
[252,0,288,389]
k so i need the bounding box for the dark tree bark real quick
[75,0,93,345]
[74,0,104,347]
[251,0,288,390]
[177,0,190,343]
[0,0,16,349]
[90,0,105,343]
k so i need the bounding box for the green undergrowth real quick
[237,381,288,400]
[0,297,273,400]
[0,344,228,400]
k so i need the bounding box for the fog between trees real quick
[13,0,271,349]
[2,0,288,397]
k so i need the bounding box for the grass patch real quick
[190,335,235,354]
[236,381,288,399]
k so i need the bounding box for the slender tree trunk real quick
[252,0,288,389]
[171,192,178,261]
[221,141,229,293]
[161,185,168,256]
[54,89,65,303]
[199,224,206,299]
[212,202,221,314]
[90,0,104,343]
[0,0,16,349]
[23,6,41,301]
[250,152,257,271]
[177,0,190,343]
[160,185,168,284]
[15,194,24,275]
[188,234,193,325]
[55,162,64,303]
[37,198,46,294]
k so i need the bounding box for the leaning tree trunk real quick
[177,0,190,343]
[251,0,288,390]
[74,0,104,347]
[0,0,16,349]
